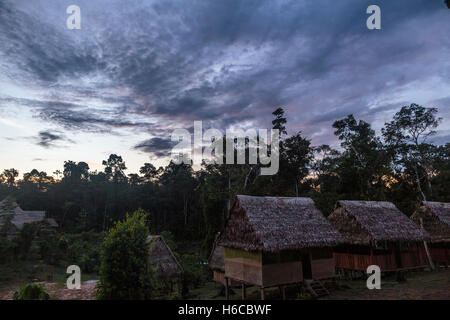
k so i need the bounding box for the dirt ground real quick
[0,281,98,300]
[1,269,449,300]
[324,269,450,300]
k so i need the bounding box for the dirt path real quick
[0,281,98,300]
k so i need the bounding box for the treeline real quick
[1,103,449,253]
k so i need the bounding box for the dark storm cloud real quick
[0,0,449,145]
[134,137,176,157]
[36,130,73,148]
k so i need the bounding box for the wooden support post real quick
[279,285,286,300]
[178,276,183,296]
[241,283,246,300]
[225,277,229,300]
[260,287,265,300]
[420,218,435,270]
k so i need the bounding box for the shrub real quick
[180,253,209,292]
[39,233,66,265]
[0,238,17,264]
[65,232,103,273]
[15,222,40,259]
[13,283,50,300]
[96,210,154,300]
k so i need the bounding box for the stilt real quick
[178,276,183,296]
[241,283,246,300]
[279,285,286,300]
[225,277,229,300]
[260,287,265,300]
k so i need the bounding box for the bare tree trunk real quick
[243,166,254,189]
[420,218,435,270]
[183,195,188,225]
[414,165,426,201]
[227,172,231,217]
[426,173,433,197]
[295,180,298,197]
[103,204,107,231]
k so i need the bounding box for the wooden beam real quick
[241,283,246,300]
[279,285,286,300]
[260,287,265,300]
[225,277,229,300]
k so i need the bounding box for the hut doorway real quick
[302,253,312,279]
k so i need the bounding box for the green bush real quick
[180,253,209,292]
[39,233,66,265]
[38,231,103,272]
[13,283,50,300]
[96,210,154,300]
[0,238,17,264]
[16,222,40,259]
[65,232,103,273]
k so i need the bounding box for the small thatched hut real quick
[411,201,450,265]
[209,233,240,288]
[147,235,183,292]
[0,198,55,238]
[218,195,343,299]
[328,200,430,272]
[209,233,225,284]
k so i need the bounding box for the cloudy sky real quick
[0,0,449,176]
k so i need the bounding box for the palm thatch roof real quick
[328,200,430,245]
[0,199,48,236]
[44,218,59,228]
[147,235,183,280]
[208,233,224,272]
[218,195,343,252]
[411,201,450,243]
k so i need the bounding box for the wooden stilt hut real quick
[218,195,343,300]
[147,235,184,294]
[328,201,430,272]
[411,201,450,266]
[209,233,241,291]
[209,233,227,285]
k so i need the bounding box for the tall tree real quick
[102,154,127,184]
[139,163,158,182]
[382,104,441,201]
[333,115,389,198]
[2,168,18,187]
[272,107,287,138]
[282,132,313,196]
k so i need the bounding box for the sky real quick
[0,0,449,176]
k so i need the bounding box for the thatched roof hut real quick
[0,199,50,237]
[328,200,430,245]
[147,235,183,281]
[208,233,224,272]
[411,201,450,243]
[219,195,343,252]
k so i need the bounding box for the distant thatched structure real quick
[328,200,429,271]
[218,195,343,299]
[147,235,183,282]
[411,202,450,265]
[209,233,224,273]
[0,198,55,238]
[329,200,429,245]
[219,195,343,251]
[411,201,450,243]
